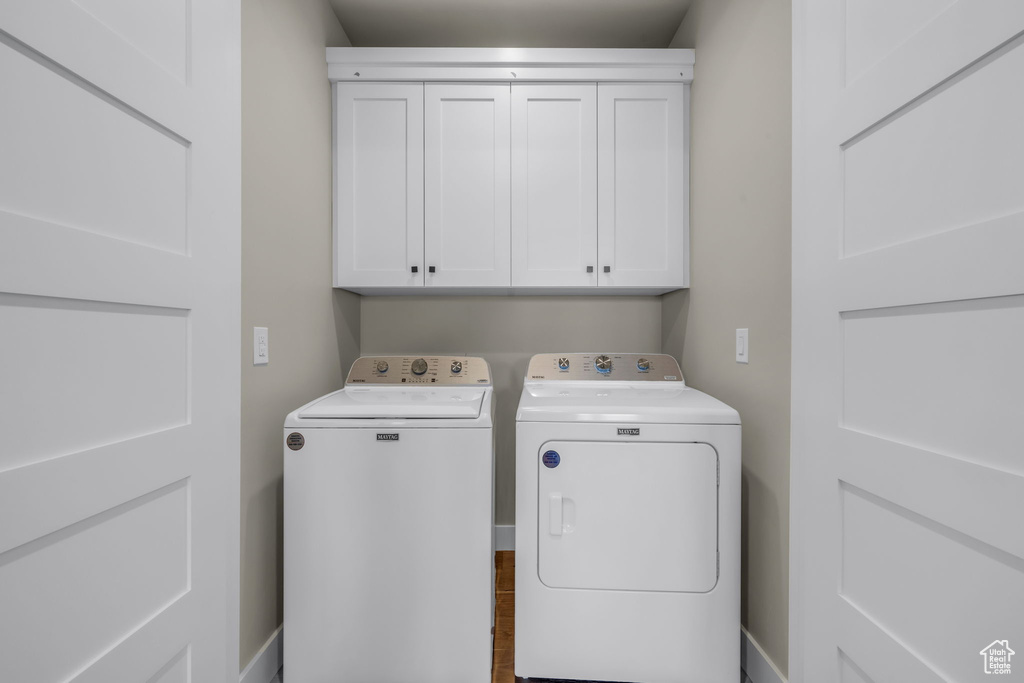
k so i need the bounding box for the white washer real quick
[284,355,494,683]
[515,353,740,683]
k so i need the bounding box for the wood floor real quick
[492,550,518,683]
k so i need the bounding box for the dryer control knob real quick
[636,358,650,372]
[376,360,389,373]
[450,360,462,374]
[594,355,613,374]
[411,358,428,375]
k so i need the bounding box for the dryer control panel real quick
[346,356,491,385]
[526,353,683,381]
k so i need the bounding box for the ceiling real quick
[327,0,692,48]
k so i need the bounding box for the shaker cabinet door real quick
[334,82,424,288]
[511,84,598,288]
[597,83,689,289]
[424,84,512,288]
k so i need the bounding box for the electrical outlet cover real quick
[736,328,749,364]
[254,327,268,366]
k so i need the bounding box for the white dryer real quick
[515,353,740,683]
[284,356,494,683]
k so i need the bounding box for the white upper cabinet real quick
[424,84,511,287]
[334,82,424,288]
[511,84,598,288]
[598,83,689,289]
[327,49,693,294]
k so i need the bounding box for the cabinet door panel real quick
[335,82,424,288]
[512,84,598,288]
[424,84,511,287]
[597,83,688,288]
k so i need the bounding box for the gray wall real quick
[240,0,360,669]
[666,0,792,675]
[360,296,663,524]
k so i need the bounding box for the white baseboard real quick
[240,625,283,683]
[741,626,787,683]
[495,524,515,551]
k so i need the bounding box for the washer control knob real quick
[594,355,613,374]
[411,358,428,375]
[557,357,570,371]
[376,360,389,373]
[636,358,650,372]
[450,360,463,374]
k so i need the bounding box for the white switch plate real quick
[736,328,749,364]
[254,327,268,366]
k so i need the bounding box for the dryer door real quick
[537,440,718,593]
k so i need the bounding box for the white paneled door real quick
[792,2,1024,682]
[511,84,597,288]
[0,1,240,681]
[425,83,511,288]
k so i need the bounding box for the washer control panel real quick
[347,356,491,385]
[526,353,683,381]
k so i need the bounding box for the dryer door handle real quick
[548,493,563,536]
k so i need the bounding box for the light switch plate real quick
[736,328,749,364]
[254,327,268,366]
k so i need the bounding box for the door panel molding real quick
[838,0,1024,144]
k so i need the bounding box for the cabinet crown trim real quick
[326,47,695,83]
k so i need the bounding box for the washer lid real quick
[298,387,486,419]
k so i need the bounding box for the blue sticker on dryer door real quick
[542,450,560,468]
